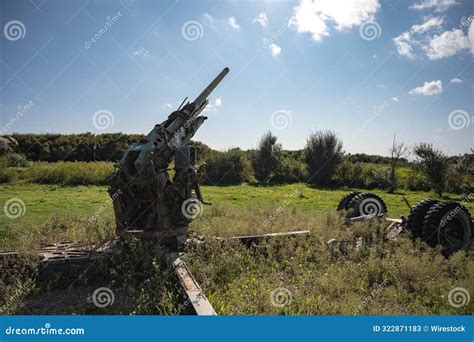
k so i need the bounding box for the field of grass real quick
[0,183,473,315]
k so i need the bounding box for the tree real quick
[252,131,282,184]
[413,143,449,196]
[304,130,344,186]
[387,135,409,193]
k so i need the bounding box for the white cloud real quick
[393,17,444,59]
[393,31,417,59]
[228,17,241,30]
[253,13,268,27]
[468,20,474,54]
[411,16,444,33]
[162,103,173,109]
[409,0,459,12]
[288,0,380,42]
[425,28,470,59]
[269,43,282,57]
[133,47,149,57]
[450,77,463,83]
[409,80,443,96]
[393,16,474,60]
[391,97,399,102]
[204,97,223,112]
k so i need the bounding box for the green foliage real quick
[252,131,282,183]
[12,133,144,162]
[0,161,114,185]
[5,153,31,167]
[304,130,344,186]
[203,148,254,185]
[413,143,449,196]
[347,153,408,164]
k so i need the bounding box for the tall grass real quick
[2,161,114,185]
[1,204,472,315]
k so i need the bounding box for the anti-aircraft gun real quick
[108,67,229,248]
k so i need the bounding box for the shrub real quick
[5,153,31,167]
[252,132,282,184]
[413,143,449,196]
[304,130,344,186]
[203,149,254,185]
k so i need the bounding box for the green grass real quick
[0,183,473,315]
[1,183,471,225]
[1,183,472,247]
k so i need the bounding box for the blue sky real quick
[0,0,473,156]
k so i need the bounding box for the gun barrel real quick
[193,67,229,106]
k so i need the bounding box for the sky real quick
[0,0,473,156]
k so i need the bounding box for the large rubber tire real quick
[421,201,473,255]
[336,192,361,211]
[346,192,387,218]
[405,199,439,239]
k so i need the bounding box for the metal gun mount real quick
[108,67,229,248]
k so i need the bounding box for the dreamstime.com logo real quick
[92,287,115,308]
[93,109,115,130]
[271,110,293,130]
[3,198,26,219]
[448,109,472,130]
[359,21,381,41]
[4,323,85,336]
[181,20,203,41]
[270,287,292,308]
[4,20,26,41]
[448,287,470,308]
[181,198,204,219]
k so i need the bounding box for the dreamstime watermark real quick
[359,21,381,41]
[448,287,470,308]
[181,198,204,219]
[86,190,122,226]
[0,278,35,313]
[448,109,472,130]
[352,99,389,137]
[3,198,26,219]
[353,278,390,314]
[181,21,203,41]
[443,15,473,46]
[358,197,384,216]
[84,12,122,49]
[92,287,115,308]
[271,110,293,130]
[270,287,292,307]
[4,20,26,41]
[92,109,114,130]
[1,101,34,134]
[262,189,301,229]
[263,18,290,48]
[5,323,85,336]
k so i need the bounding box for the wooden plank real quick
[168,252,217,316]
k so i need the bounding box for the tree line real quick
[1,132,473,195]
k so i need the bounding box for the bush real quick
[304,130,344,186]
[5,153,31,167]
[413,143,449,196]
[252,132,282,184]
[3,161,114,185]
[203,149,254,185]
